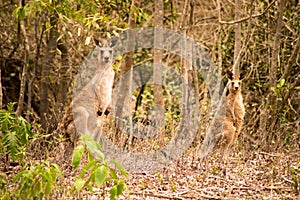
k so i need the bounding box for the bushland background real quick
[0,0,299,199]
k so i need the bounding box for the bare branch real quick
[280,37,300,81]
[219,0,276,25]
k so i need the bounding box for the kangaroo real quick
[219,74,245,159]
[60,37,117,144]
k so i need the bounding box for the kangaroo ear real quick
[228,70,234,80]
[109,37,118,47]
[239,70,246,81]
[94,38,102,47]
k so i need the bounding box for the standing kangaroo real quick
[219,74,245,159]
[60,37,117,144]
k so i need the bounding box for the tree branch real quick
[280,37,300,81]
[219,0,276,25]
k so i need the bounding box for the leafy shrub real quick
[12,161,62,200]
[72,134,129,200]
[0,103,33,162]
[0,172,8,199]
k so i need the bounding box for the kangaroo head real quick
[228,75,242,93]
[94,37,118,65]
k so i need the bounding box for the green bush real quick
[72,134,129,200]
[0,103,33,162]
[0,172,8,199]
[12,161,62,200]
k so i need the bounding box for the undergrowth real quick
[0,103,128,200]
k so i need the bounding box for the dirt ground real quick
[47,148,299,200]
[2,139,299,200]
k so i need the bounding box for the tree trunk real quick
[56,43,69,117]
[260,0,285,149]
[40,14,58,131]
[16,0,30,116]
[270,0,285,92]
[114,0,137,147]
[153,0,164,131]
[233,0,242,77]
[27,20,44,121]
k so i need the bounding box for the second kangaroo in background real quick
[219,73,245,159]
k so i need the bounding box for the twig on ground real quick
[130,191,184,200]
[259,152,280,157]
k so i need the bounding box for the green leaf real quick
[33,181,42,197]
[3,130,20,160]
[117,182,125,196]
[277,79,285,88]
[72,145,85,169]
[80,135,104,161]
[88,152,94,162]
[0,109,14,131]
[51,163,63,177]
[41,169,52,183]
[44,182,51,196]
[49,168,57,183]
[110,160,128,178]
[79,160,97,177]
[109,168,118,179]
[124,184,130,200]
[95,165,108,187]
[290,167,296,175]
[86,183,93,192]
[75,178,86,191]
[109,185,118,200]
[94,149,105,161]
[13,170,28,183]
[270,86,276,93]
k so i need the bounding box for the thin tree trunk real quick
[270,0,285,92]
[40,14,58,131]
[179,0,193,154]
[153,0,164,131]
[233,0,242,76]
[56,43,69,117]
[27,19,45,121]
[269,0,285,113]
[16,0,29,116]
[260,0,285,149]
[189,0,202,150]
[115,0,136,147]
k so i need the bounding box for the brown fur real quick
[219,75,245,158]
[59,38,117,144]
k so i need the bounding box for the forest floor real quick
[57,148,299,199]
[2,146,299,199]
[123,150,300,200]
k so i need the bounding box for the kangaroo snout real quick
[104,56,110,63]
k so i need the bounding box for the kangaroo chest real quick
[93,69,114,110]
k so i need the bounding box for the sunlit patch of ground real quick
[122,149,299,199]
